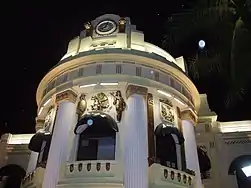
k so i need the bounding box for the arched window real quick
[74,112,118,161]
[28,132,52,168]
[154,123,185,170]
[228,155,251,188]
[0,164,26,188]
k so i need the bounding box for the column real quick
[42,90,77,188]
[181,110,202,188]
[122,85,148,188]
[26,151,39,174]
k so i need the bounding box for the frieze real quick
[159,99,175,124]
[110,91,126,122]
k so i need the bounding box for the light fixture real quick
[157,90,172,97]
[79,83,97,88]
[43,98,51,106]
[174,97,186,106]
[198,40,206,49]
[242,165,251,177]
[87,119,93,126]
[100,82,118,86]
[38,107,44,116]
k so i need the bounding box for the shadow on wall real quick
[0,164,26,188]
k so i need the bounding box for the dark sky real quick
[1,1,251,134]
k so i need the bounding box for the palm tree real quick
[163,0,251,108]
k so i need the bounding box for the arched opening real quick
[154,123,185,170]
[0,164,26,188]
[228,155,251,188]
[74,112,118,161]
[28,132,52,168]
[197,147,211,179]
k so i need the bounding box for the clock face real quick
[96,20,117,35]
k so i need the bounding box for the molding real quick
[36,53,200,110]
[180,109,198,125]
[35,117,45,132]
[55,90,78,104]
[126,84,148,98]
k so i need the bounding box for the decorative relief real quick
[110,91,126,122]
[77,94,87,118]
[90,92,109,111]
[44,107,55,132]
[147,93,155,165]
[126,84,148,98]
[159,99,175,125]
[56,90,77,104]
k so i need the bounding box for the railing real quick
[65,160,119,177]
[149,163,195,188]
[58,160,123,187]
[21,167,45,188]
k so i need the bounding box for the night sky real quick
[2,1,251,135]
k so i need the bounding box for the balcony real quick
[149,163,195,188]
[21,167,45,188]
[57,160,123,188]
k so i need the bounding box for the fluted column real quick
[26,151,39,174]
[122,85,148,188]
[42,90,77,188]
[181,109,202,188]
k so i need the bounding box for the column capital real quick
[55,90,77,104]
[126,84,148,98]
[35,117,45,132]
[180,109,198,125]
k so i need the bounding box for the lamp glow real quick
[174,97,186,106]
[79,83,96,88]
[242,165,251,177]
[43,98,51,106]
[198,40,206,49]
[100,82,118,86]
[157,90,172,97]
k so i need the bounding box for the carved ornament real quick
[56,90,77,104]
[90,92,109,111]
[126,85,148,98]
[159,99,175,124]
[110,91,126,122]
[77,94,87,117]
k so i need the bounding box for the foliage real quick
[162,0,251,108]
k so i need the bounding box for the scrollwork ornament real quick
[159,99,175,124]
[90,92,109,111]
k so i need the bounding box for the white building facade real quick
[0,14,250,188]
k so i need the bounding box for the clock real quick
[96,20,117,35]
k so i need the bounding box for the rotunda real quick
[26,14,201,188]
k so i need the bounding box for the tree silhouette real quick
[162,0,251,108]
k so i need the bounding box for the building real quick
[0,14,250,188]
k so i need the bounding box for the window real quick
[75,112,118,161]
[77,135,115,161]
